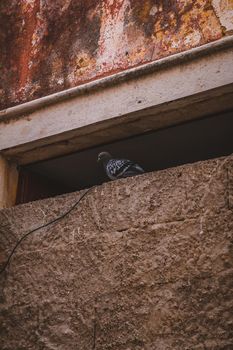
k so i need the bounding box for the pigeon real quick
[97,151,144,180]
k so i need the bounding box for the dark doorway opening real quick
[17,111,233,204]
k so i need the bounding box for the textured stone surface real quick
[0,154,233,349]
[213,0,233,34]
[0,0,223,109]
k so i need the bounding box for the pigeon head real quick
[97,151,112,163]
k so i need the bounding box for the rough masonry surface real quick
[0,154,233,349]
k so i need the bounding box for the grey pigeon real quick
[97,151,144,180]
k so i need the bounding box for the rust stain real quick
[0,0,224,110]
[17,0,40,93]
[106,0,125,18]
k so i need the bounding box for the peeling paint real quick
[0,0,224,109]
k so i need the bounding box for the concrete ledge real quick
[1,36,233,122]
[0,37,233,164]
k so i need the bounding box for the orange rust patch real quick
[17,0,40,93]
[220,0,233,11]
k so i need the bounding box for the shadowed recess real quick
[18,111,233,204]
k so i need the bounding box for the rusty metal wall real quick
[0,0,224,109]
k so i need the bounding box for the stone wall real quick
[0,0,229,109]
[0,154,233,349]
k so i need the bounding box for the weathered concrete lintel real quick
[2,84,233,166]
[0,36,233,122]
[0,36,233,165]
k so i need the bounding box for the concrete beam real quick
[0,37,233,165]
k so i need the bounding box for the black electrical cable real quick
[0,187,93,275]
